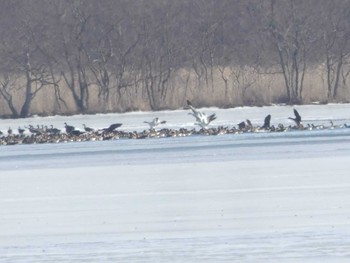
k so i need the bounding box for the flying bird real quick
[187,100,216,128]
[144,117,167,129]
[102,123,122,133]
[246,119,253,130]
[261,114,271,130]
[288,109,302,127]
[237,120,253,131]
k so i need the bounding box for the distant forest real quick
[0,0,350,118]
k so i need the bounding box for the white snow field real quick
[1,104,350,262]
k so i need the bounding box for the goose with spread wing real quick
[144,117,167,130]
[187,100,216,128]
[260,114,271,130]
[288,109,302,128]
[101,123,122,133]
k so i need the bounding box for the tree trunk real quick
[20,53,33,118]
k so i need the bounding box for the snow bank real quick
[1,104,350,262]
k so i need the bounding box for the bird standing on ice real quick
[64,122,75,134]
[187,100,217,128]
[144,117,167,129]
[83,124,94,132]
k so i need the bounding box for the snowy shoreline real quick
[1,103,350,133]
[1,104,350,262]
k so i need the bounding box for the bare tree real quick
[0,74,20,117]
[320,0,350,101]
[264,0,319,103]
[1,0,350,117]
[135,1,184,110]
[89,12,141,108]
[0,0,60,117]
[51,0,92,113]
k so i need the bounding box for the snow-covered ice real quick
[1,104,350,262]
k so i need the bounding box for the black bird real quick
[288,109,302,127]
[64,122,75,134]
[26,125,41,135]
[261,114,271,130]
[47,125,61,135]
[238,121,246,130]
[186,99,193,108]
[83,124,94,132]
[18,127,25,135]
[102,123,122,133]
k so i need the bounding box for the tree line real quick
[0,0,350,118]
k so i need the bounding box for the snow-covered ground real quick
[1,104,350,262]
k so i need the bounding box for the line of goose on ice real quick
[0,100,349,145]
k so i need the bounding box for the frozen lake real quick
[1,104,350,262]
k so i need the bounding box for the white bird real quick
[187,100,216,128]
[144,117,167,129]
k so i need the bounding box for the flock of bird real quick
[0,100,348,146]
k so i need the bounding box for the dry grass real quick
[0,65,349,117]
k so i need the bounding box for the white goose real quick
[144,117,167,129]
[187,100,217,128]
